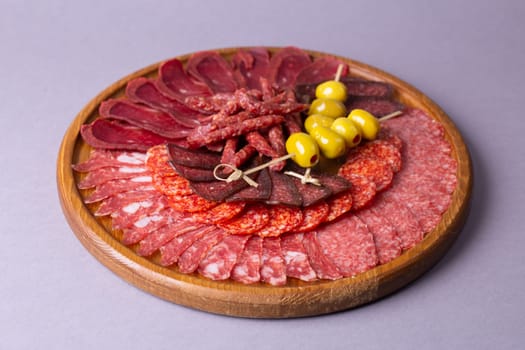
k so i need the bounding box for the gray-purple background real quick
[2,1,524,349]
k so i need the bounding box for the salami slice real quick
[231,236,263,284]
[159,225,216,266]
[198,234,250,280]
[138,219,201,257]
[280,233,317,282]
[78,165,149,189]
[302,231,342,280]
[339,157,394,192]
[260,237,287,286]
[218,204,270,235]
[255,205,303,237]
[165,193,218,213]
[94,189,160,216]
[145,145,177,177]
[356,207,402,264]
[317,215,378,277]
[177,228,228,274]
[294,201,330,233]
[84,176,154,203]
[153,173,193,197]
[121,209,174,245]
[111,195,168,230]
[190,201,246,224]
[73,149,146,172]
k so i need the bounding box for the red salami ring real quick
[218,204,270,235]
[294,202,330,233]
[190,201,247,224]
[256,205,303,237]
[165,193,218,213]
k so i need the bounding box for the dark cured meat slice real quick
[156,58,212,102]
[317,215,378,277]
[280,233,317,282]
[218,204,270,235]
[153,173,193,197]
[177,228,228,273]
[295,56,349,85]
[186,51,238,93]
[231,47,271,90]
[290,177,332,207]
[339,157,394,192]
[159,225,216,266]
[256,205,303,237]
[125,77,203,128]
[198,234,250,280]
[226,168,271,202]
[231,235,263,284]
[268,46,312,89]
[165,193,218,213]
[166,143,221,169]
[190,201,246,225]
[138,219,201,256]
[169,162,216,182]
[295,77,392,103]
[78,165,148,189]
[315,174,352,196]
[260,237,287,286]
[84,177,154,203]
[266,171,302,206]
[346,97,404,117]
[99,99,192,139]
[73,149,146,172]
[190,178,250,202]
[294,201,330,233]
[80,119,170,152]
[302,231,342,280]
[356,207,402,264]
[186,114,285,148]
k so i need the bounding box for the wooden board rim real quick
[57,47,472,318]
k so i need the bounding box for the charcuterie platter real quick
[57,47,472,318]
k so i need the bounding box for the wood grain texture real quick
[56,47,472,318]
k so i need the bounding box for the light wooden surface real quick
[56,47,472,318]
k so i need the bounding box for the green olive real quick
[308,98,346,119]
[315,80,348,102]
[347,109,380,140]
[309,126,347,159]
[285,132,320,168]
[304,114,334,134]
[330,118,362,147]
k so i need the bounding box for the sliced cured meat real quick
[346,97,404,117]
[388,187,441,234]
[339,157,394,191]
[159,225,216,266]
[125,77,203,128]
[94,189,159,216]
[267,125,286,170]
[266,171,302,206]
[260,237,287,286]
[152,172,193,197]
[166,143,221,169]
[190,201,246,224]
[186,51,238,93]
[121,208,175,245]
[268,46,312,89]
[294,201,330,233]
[373,192,424,251]
[302,231,342,280]
[99,99,192,139]
[198,234,250,280]
[317,215,378,276]
[145,145,177,178]
[356,207,402,264]
[346,138,402,173]
[165,192,218,213]
[226,168,272,202]
[325,192,354,222]
[156,58,212,102]
[138,218,201,256]
[190,178,250,202]
[169,162,216,182]
[295,57,348,86]
[78,165,149,189]
[73,149,146,172]
[256,205,303,237]
[84,176,154,203]
[316,174,352,196]
[280,233,317,282]
[342,78,394,98]
[339,173,377,211]
[177,228,228,273]
[231,47,271,90]
[291,176,332,207]
[80,119,170,152]
[231,235,263,284]
[111,195,168,230]
[186,114,285,148]
[218,204,270,235]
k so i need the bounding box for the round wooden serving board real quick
[57,47,472,318]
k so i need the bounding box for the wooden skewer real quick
[334,64,344,82]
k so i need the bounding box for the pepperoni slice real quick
[218,204,270,235]
[339,157,393,191]
[165,193,218,213]
[154,173,193,197]
[325,192,354,222]
[256,205,303,237]
[190,201,247,224]
[295,202,330,233]
[145,145,177,177]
